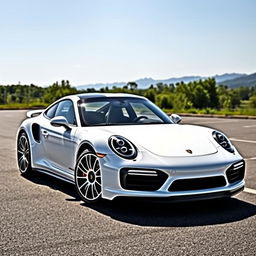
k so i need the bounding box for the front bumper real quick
[99,150,245,201]
[104,180,245,202]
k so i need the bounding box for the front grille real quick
[120,168,168,191]
[226,160,245,184]
[168,176,226,192]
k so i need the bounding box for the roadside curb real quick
[174,113,256,120]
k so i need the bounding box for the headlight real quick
[212,131,234,153]
[109,135,137,159]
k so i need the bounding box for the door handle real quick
[42,130,49,138]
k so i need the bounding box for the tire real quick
[17,132,32,176]
[75,150,102,203]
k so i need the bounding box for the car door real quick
[41,100,78,173]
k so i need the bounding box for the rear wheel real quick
[75,150,102,203]
[17,132,32,176]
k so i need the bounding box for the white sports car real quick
[17,93,245,203]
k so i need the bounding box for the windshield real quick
[78,97,173,126]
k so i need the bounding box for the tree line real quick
[0,78,256,110]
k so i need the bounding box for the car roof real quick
[77,93,145,100]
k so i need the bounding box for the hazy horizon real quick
[0,0,255,86]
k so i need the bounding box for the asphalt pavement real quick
[0,110,255,255]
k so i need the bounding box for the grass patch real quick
[0,102,48,109]
[164,108,256,116]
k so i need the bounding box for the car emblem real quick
[186,149,193,154]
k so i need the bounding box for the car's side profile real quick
[17,93,245,203]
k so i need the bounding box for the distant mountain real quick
[135,76,203,88]
[77,82,126,90]
[219,73,256,88]
[214,73,247,83]
[76,73,252,90]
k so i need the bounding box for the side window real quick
[122,107,129,117]
[79,101,109,125]
[55,100,76,125]
[45,103,58,119]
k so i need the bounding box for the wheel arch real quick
[17,127,35,167]
[17,127,33,174]
[17,127,27,138]
[17,127,33,143]
[17,127,30,147]
[76,141,96,160]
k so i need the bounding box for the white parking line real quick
[195,120,238,125]
[230,138,256,144]
[244,187,256,195]
[244,157,256,161]
[243,125,256,128]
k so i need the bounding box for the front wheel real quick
[75,150,102,203]
[17,132,32,176]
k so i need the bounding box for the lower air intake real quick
[168,176,227,192]
[226,160,245,184]
[120,169,168,191]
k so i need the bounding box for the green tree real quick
[249,95,256,108]
[144,89,156,102]
[156,94,173,109]
[193,84,210,109]
[127,82,138,91]
[203,78,219,108]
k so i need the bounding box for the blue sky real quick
[0,0,255,86]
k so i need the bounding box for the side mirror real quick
[170,114,182,124]
[50,116,70,129]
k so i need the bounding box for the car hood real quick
[99,124,217,157]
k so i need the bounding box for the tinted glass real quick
[130,102,163,122]
[55,100,76,125]
[78,97,172,126]
[45,103,58,119]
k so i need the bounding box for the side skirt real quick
[33,168,75,184]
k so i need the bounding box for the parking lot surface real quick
[0,111,255,255]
